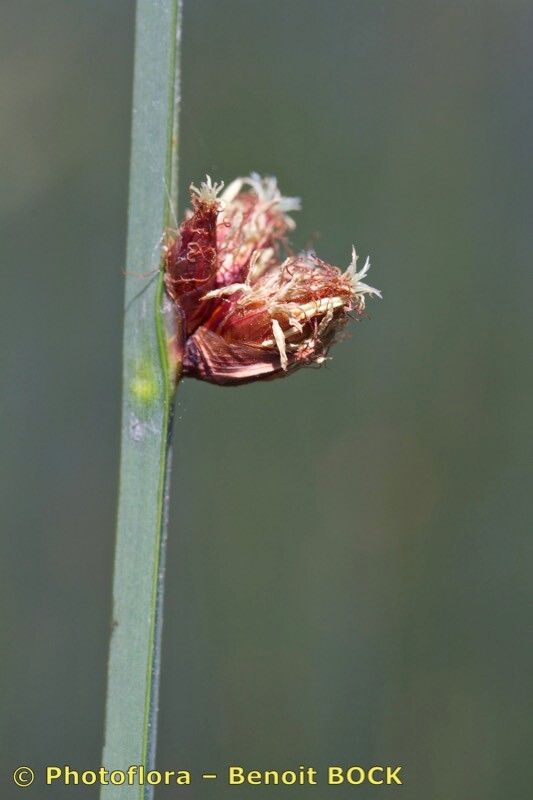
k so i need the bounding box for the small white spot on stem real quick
[129,413,157,442]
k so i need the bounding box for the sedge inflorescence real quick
[164,174,380,385]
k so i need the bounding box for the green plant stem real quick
[101,2,182,798]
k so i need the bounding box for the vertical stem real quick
[101,2,182,798]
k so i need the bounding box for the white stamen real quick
[271,318,288,370]
[288,316,304,333]
[290,296,346,320]
[202,283,249,300]
[317,308,334,336]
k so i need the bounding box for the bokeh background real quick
[2,1,532,798]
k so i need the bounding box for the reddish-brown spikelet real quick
[215,175,298,287]
[164,174,381,385]
[163,177,222,336]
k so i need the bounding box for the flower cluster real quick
[164,174,380,385]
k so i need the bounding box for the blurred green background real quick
[2,1,532,798]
